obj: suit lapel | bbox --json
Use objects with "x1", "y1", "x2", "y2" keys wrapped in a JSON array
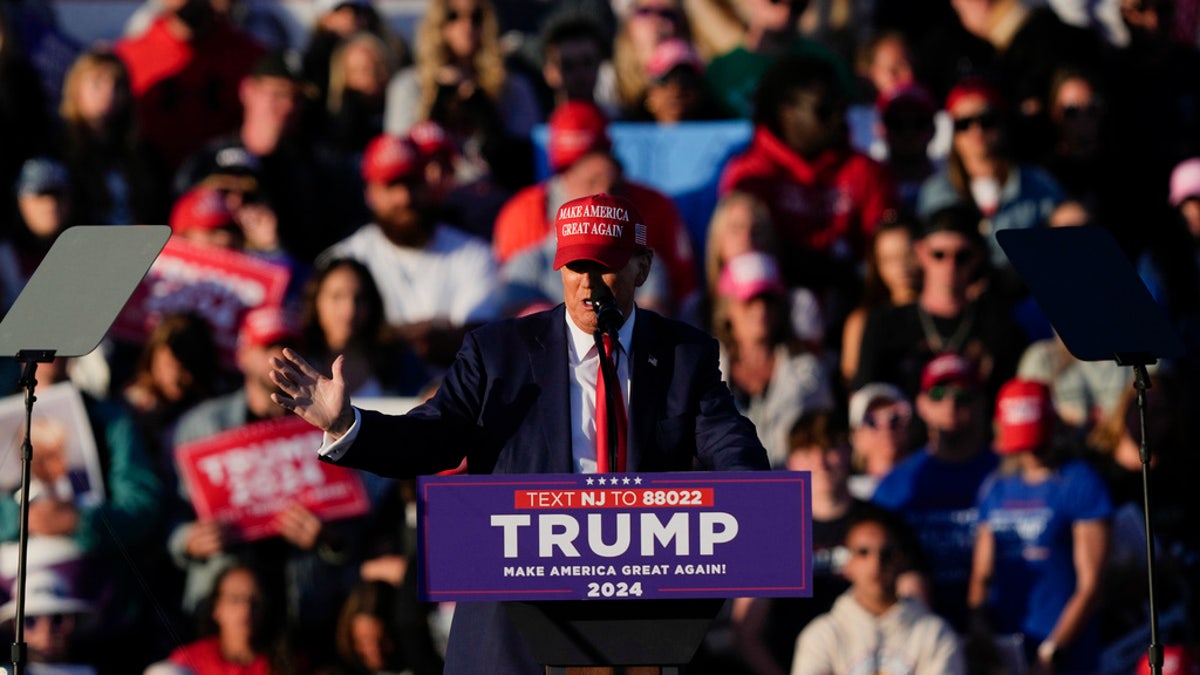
[
  {"x1": 628, "y1": 309, "x2": 664, "y2": 471},
  {"x1": 528, "y1": 306, "x2": 574, "y2": 473}
]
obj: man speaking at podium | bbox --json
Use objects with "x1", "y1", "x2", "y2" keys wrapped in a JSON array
[{"x1": 268, "y1": 192, "x2": 770, "y2": 673}]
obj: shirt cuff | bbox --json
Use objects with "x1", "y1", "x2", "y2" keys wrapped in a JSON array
[{"x1": 318, "y1": 408, "x2": 362, "y2": 462}]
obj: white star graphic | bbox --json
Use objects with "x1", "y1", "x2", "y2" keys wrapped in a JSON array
[
  {"x1": 586, "y1": 477, "x2": 594, "y2": 485},
  {"x1": 598, "y1": 477, "x2": 607, "y2": 485},
  {"x1": 633, "y1": 476, "x2": 643, "y2": 485},
  {"x1": 622, "y1": 477, "x2": 631, "y2": 485}
]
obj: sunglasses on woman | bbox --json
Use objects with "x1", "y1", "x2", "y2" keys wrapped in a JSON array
[
  {"x1": 952, "y1": 110, "x2": 999, "y2": 133},
  {"x1": 446, "y1": 7, "x2": 484, "y2": 26}
]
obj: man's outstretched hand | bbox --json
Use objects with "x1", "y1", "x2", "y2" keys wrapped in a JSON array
[{"x1": 269, "y1": 349, "x2": 355, "y2": 438}]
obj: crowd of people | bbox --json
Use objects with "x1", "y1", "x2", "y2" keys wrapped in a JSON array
[{"x1": 1, "y1": 0, "x2": 1199, "y2": 672}]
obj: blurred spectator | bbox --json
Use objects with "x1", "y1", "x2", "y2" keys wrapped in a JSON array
[
  {"x1": 298, "y1": 257, "x2": 431, "y2": 398},
  {"x1": 123, "y1": 0, "x2": 291, "y2": 52},
  {"x1": 633, "y1": 37, "x2": 725, "y2": 123},
  {"x1": 538, "y1": 12, "x2": 618, "y2": 118},
  {"x1": 877, "y1": 85, "x2": 940, "y2": 212},
  {"x1": 705, "y1": 0, "x2": 853, "y2": 119},
  {"x1": 0, "y1": 158, "x2": 73, "y2": 316},
  {"x1": 713, "y1": 252, "x2": 834, "y2": 467},
  {"x1": 0, "y1": 7, "x2": 53, "y2": 229},
  {"x1": 612, "y1": 0, "x2": 693, "y2": 118},
  {"x1": 719, "y1": 53, "x2": 897, "y2": 341},
  {"x1": 916, "y1": 76, "x2": 1067, "y2": 272},
  {"x1": 114, "y1": 0, "x2": 266, "y2": 171},
  {"x1": 791, "y1": 508, "x2": 967, "y2": 674},
  {"x1": 846, "y1": 382, "x2": 914, "y2": 500},
  {"x1": 794, "y1": 0, "x2": 877, "y2": 74},
  {"x1": 169, "y1": 185, "x2": 244, "y2": 250},
  {"x1": 160, "y1": 563, "x2": 305, "y2": 674},
  {"x1": 168, "y1": 308, "x2": 369, "y2": 666},
  {"x1": 0, "y1": 568, "x2": 97, "y2": 671},
  {"x1": 319, "y1": 134, "x2": 500, "y2": 370},
  {"x1": 1087, "y1": 370, "x2": 1198, "y2": 673},
  {"x1": 1016, "y1": 332, "x2": 1132, "y2": 437},
  {"x1": 855, "y1": 30, "x2": 916, "y2": 102},
  {"x1": 1040, "y1": 67, "x2": 1114, "y2": 221},
  {"x1": 731, "y1": 411, "x2": 881, "y2": 675},
  {"x1": 384, "y1": 0, "x2": 540, "y2": 188},
  {"x1": 123, "y1": 312, "x2": 226, "y2": 479},
  {"x1": 174, "y1": 52, "x2": 341, "y2": 265},
  {"x1": 491, "y1": 101, "x2": 698, "y2": 314},
  {"x1": 871, "y1": 353, "x2": 999, "y2": 632},
  {"x1": 301, "y1": 0, "x2": 410, "y2": 110},
  {"x1": 323, "y1": 32, "x2": 396, "y2": 157},
  {"x1": 854, "y1": 203, "x2": 1027, "y2": 402},
  {"x1": 56, "y1": 48, "x2": 170, "y2": 226},
  {"x1": 840, "y1": 217, "x2": 917, "y2": 384},
  {"x1": 1, "y1": 356, "x2": 166, "y2": 671},
  {"x1": 968, "y1": 379, "x2": 1112, "y2": 675},
  {"x1": 326, "y1": 578, "x2": 442, "y2": 675}
]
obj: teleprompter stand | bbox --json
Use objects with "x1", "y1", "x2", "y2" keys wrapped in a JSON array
[
  {"x1": 997, "y1": 226, "x2": 1185, "y2": 675},
  {"x1": 0, "y1": 225, "x2": 169, "y2": 675},
  {"x1": 507, "y1": 598, "x2": 724, "y2": 674}
]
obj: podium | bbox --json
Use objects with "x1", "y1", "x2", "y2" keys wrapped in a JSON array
[{"x1": 417, "y1": 471, "x2": 813, "y2": 673}]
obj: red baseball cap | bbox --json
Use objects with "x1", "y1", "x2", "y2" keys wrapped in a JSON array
[
  {"x1": 238, "y1": 306, "x2": 300, "y2": 349},
  {"x1": 408, "y1": 120, "x2": 455, "y2": 164},
  {"x1": 170, "y1": 187, "x2": 236, "y2": 233},
  {"x1": 548, "y1": 101, "x2": 610, "y2": 173},
  {"x1": 994, "y1": 379, "x2": 1055, "y2": 454},
  {"x1": 717, "y1": 252, "x2": 785, "y2": 301},
  {"x1": 361, "y1": 134, "x2": 424, "y2": 184},
  {"x1": 552, "y1": 193, "x2": 648, "y2": 270},
  {"x1": 920, "y1": 353, "x2": 978, "y2": 392},
  {"x1": 945, "y1": 76, "x2": 1006, "y2": 113},
  {"x1": 646, "y1": 38, "x2": 704, "y2": 82}
]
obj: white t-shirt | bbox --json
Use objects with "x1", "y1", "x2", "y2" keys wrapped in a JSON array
[{"x1": 321, "y1": 222, "x2": 501, "y2": 327}]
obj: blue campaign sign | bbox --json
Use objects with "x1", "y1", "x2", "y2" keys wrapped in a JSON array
[{"x1": 416, "y1": 471, "x2": 812, "y2": 603}]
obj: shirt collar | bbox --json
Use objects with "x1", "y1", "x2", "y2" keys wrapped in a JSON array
[{"x1": 566, "y1": 304, "x2": 637, "y2": 362}]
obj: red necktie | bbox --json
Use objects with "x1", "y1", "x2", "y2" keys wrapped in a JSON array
[{"x1": 595, "y1": 333, "x2": 627, "y2": 473}]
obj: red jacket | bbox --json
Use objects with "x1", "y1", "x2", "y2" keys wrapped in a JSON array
[
  {"x1": 115, "y1": 17, "x2": 264, "y2": 170},
  {"x1": 493, "y1": 180, "x2": 698, "y2": 305},
  {"x1": 719, "y1": 126, "x2": 897, "y2": 264}
]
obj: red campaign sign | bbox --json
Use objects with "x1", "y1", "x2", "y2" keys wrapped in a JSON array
[
  {"x1": 175, "y1": 417, "x2": 371, "y2": 542},
  {"x1": 110, "y1": 236, "x2": 290, "y2": 363}
]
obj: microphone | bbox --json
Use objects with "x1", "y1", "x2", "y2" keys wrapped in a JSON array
[{"x1": 588, "y1": 284, "x2": 623, "y2": 336}]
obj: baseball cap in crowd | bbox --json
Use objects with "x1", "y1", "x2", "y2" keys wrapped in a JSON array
[
  {"x1": 716, "y1": 251, "x2": 785, "y2": 301},
  {"x1": 1168, "y1": 157, "x2": 1200, "y2": 207},
  {"x1": 944, "y1": 75, "x2": 1006, "y2": 113},
  {"x1": 552, "y1": 192, "x2": 647, "y2": 270},
  {"x1": 16, "y1": 157, "x2": 69, "y2": 197},
  {"x1": 1138, "y1": 645, "x2": 1200, "y2": 675},
  {"x1": 361, "y1": 134, "x2": 425, "y2": 185},
  {"x1": 993, "y1": 378, "x2": 1055, "y2": 454},
  {"x1": 0, "y1": 568, "x2": 94, "y2": 622},
  {"x1": 645, "y1": 38, "x2": 704, "y2": 83},
  {"x1": 408, "y1": 120, "x2": 456, "y2": 165},
  {"x1": 920, "y1": 353, "x2": 978, "y2": 393},
  {"x1": 170, "y1": 187, "x2": 237, "y2": 234},
  {"x1": 849, "y1": 383, "x2": 910, "y2": 430},
  {"x1": 548, "y1": 101, "x2": 611, "y2": 173},
  {"x1": 238, "y1": 306, "x2": 300, "y2": 350}
]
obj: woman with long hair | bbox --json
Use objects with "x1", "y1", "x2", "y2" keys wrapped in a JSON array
[
  {"x1": 840, "y1": 217, "x2": 917, "y2": 383},
  {"x1": 57, "y1": 48, "x2": 168, "y2": 225}
]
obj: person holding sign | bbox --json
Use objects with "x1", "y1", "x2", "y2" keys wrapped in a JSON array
[{"x1": 269, "y1": 192, "x2": 770, "y2": 674}]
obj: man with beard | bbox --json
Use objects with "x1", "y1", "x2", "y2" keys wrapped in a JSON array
[{"x1": 319, "y1": 133, "x2": 500, "y2": 369}]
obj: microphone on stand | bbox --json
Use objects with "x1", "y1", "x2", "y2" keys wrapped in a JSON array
[{"x1": 588, "y1": 284, "x2": 623, "y2": 338}]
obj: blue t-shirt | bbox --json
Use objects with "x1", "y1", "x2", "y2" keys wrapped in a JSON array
[
  {"x1": 872, "y1": 447, "x2": 999, "y2": 630},
  {"x1": 977, "y1": 459, "x2": 1112, "y2": 668}
]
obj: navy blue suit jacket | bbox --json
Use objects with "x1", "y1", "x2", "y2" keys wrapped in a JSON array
[{"x1": 330, "y1": 304, "x2": 769, "y2": 673}]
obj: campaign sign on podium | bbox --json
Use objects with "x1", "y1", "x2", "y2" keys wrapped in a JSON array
[{"x1": 417, "y1": 471, "x2": 811, "y2": 602}]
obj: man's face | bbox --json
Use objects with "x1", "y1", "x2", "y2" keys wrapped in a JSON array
[
  {"x1": 917, "y1": 381, "x2": 983, "y2": 439},
  {"x1": 560, "y1": 254, "x2": 652, "y2": 333},
  {"x1": 240, "y1": 76, "x2": 300, "y2": 133},
  {"x1": 560, "y1": 152, "x2": 620, "y2": 201},
  {"x1": 842, "y1": 521, "x2": 900, "y2": 605},
  {"x1": 785, "y1": 443, "x2": 849, "y2": 496},
  {"x1": 851, "y1": 400, "x2": 911, "y2": 476},
  {"x1": 366, "y1": 178, "x2": 429, "y2": 245},
  {"x1": 545, "y1": 39, "x2": 601, "y2": 101},
  {"x1": 915, "y1": 231, "x2": 979, "y2": 295},
  {"x1": 779, "y1": 83, "x2": 845, "y2": 159}
]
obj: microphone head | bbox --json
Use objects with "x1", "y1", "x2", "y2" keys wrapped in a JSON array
[{"x1": 588, "y1": 285, "x2": 622, "y2": 334}]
